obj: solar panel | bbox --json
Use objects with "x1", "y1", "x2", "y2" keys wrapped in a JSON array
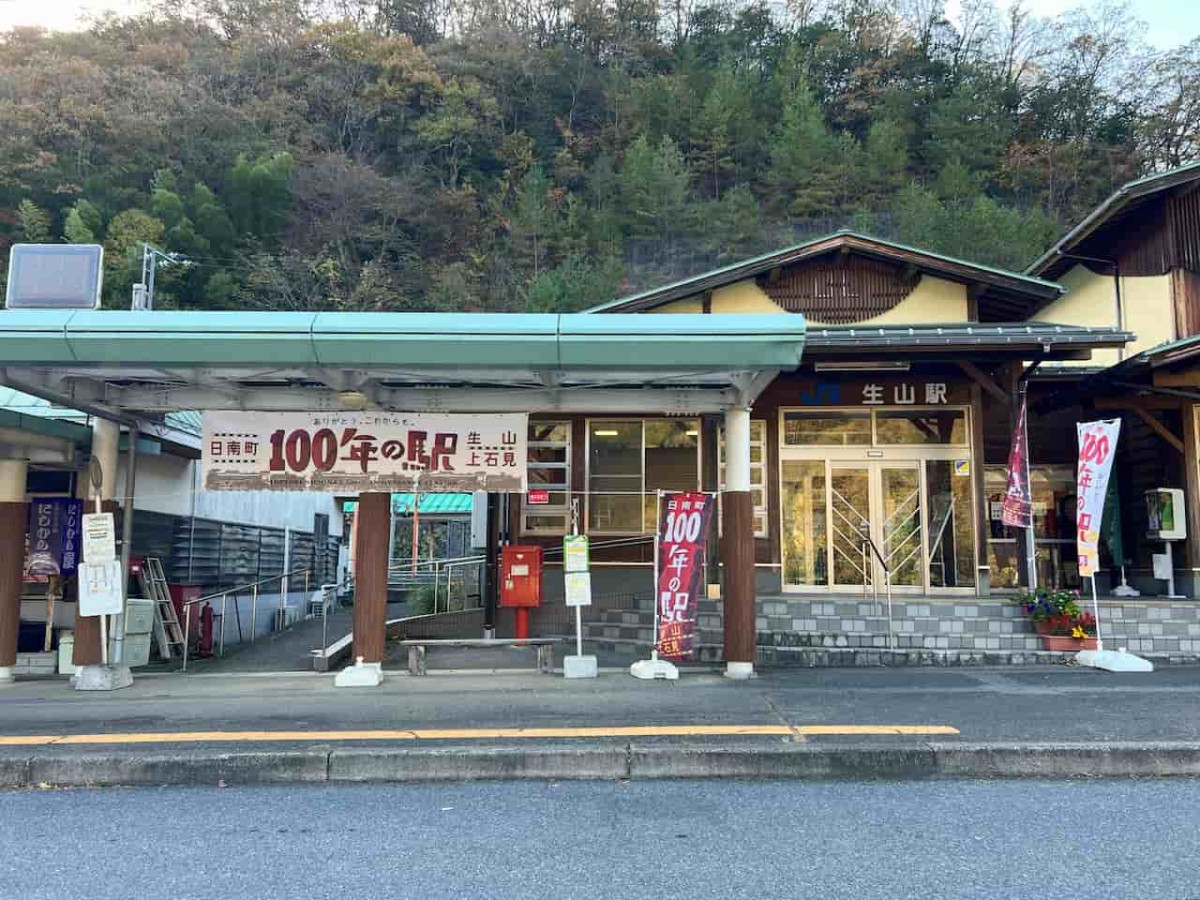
[{"x1": 5, "y1": 243, "x2": 104, "y2": 310}]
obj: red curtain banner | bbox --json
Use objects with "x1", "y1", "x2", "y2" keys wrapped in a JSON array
[
  {"x1": 1001, "y1": 395, "x2": 1032, "y2": 529},
  {"x1": 655, "y1": 491, "x2": 716, "y2": 661}
]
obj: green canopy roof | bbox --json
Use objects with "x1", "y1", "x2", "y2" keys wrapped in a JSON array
[{"x1": 0, "y1": 311, "x2": 806, "y2": 417}]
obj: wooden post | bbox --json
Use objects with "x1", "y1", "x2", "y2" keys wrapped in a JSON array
[
  {"x1": 335, "y1": 490, "x2": 389, "y2": 687},
  {"x1": 969, "y1": 383, "x2": 991, "y2": 597},
  {"x1": 1181, "y1": 404, "x2": 1200, "y2": 588},
  {"x1": 352, "y1": 491, "x2": 389, "y2": 664},
  {"x1": 721, "y1": 407, "x2": 756, "y2": 679},
  {"x1": 0, "y1": 459, "x2": 28, "y2": 685}
]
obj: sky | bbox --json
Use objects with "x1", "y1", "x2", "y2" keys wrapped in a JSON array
[{"x1": 0, "y1": 0, "x2": 1197, "y2": 48}]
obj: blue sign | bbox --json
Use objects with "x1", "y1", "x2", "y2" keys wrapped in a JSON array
[{"x1": 24, "y1": 498, "x2": 83, "y2": 582}]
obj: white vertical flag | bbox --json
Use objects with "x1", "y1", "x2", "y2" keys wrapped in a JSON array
[{"x1": 1076, "y1": 419, "x2": 1121, "y2": 578}]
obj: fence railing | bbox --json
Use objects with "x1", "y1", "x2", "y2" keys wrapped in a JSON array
[{"x1": 180, "y1": 567, "x2": 313, "y2": 671}]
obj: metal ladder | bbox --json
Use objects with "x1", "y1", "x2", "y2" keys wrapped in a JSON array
[{"x1": 140, "y1": 557, "x2": 185, "y2": 660}]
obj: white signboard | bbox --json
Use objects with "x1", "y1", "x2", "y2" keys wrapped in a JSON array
[
  {"x1": 81, "y1": 512, "x2": 117, "y2": 563},
  {"x1": 78, "y1": 559, "x2": 124, "y2": 616},
  {"x1": 565, "y1": 571, "x2": 592, "y2": 608},
  {"x1": 203, "y1": 411, "x2": 528, "y2": 493},
  {"x1": 563, "y1": 536, "x2": 590, "y2": 574},
  {"x1": 1076, "y1": 419, "x2": 1121, "y2": 578}
]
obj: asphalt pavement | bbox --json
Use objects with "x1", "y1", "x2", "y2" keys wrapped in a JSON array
[
  {"x1": 3, "y1": 665, "x2": 1199, "y2": 742},
  {"x1": 3, "y1": 780, "x2": 1198, "y2": 900}
]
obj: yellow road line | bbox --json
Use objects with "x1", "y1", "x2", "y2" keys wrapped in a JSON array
[{"x1": 0, "y1": 724, "x2": 957, "y2": 747}]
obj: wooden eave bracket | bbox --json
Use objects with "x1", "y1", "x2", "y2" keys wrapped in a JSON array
[{"x1": 957, "y1": 360, "x2": 1009, "y2": 404}]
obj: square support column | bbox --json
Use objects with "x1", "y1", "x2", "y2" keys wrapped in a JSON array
[
  {"x1": 336, "y1": 491, "x2": 390, "y2": 687},
  {"x1": 721, "y1": 407, "x2": 755, "y2": 679},
  {"x1": 0, "y1": 459, "x2": 28, "y2": 686}
]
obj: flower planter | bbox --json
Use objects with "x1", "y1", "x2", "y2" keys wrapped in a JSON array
[{"x1": 1039, "y1": 635, "x2": 1098, "y2": 652}]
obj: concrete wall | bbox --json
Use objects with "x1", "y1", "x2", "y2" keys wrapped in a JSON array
[
  {"x1": 204, "y1": 587, "x2": 322, "y2": 646},
  {"x1": 116, "y1": 451, "x2": 340, "y2": 531},
  {"x1": 1034, "y1": 265, "x2": 1175, "y2": 367}
]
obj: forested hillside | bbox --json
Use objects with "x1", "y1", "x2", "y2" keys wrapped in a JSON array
[{"x1": 1, "y1": 0, "x2": 1197, "y2": 311}]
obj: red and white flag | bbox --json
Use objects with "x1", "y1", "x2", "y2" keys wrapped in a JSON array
[
  {"x1": 1076, "y1": 419, "x2": 1120, "y2": 578},
  {"x1": 655, "y1": 491, "x2": 716, "y2": 661},
  {"x1": 1001, "y1": 395, "x2": 1032, "y2": 529}
]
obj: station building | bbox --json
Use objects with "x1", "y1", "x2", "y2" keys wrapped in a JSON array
[{"x1": 3, "y1": 162, "x2": 1200, "y2": 682}]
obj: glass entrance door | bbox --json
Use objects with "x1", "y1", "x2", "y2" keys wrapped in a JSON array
[
  {"x1": 830, "y1": 465, "x2": 872, "y2": 590},
  {"x1": 880, "y1": 465, "x2": 923, "y2": 587},
  {"x1": 782, "y1": 460, "x2": 935, "y2": 592}
]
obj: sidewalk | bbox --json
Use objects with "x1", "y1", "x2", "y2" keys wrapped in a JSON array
[{"x1": 2, "y1": 665, "x2": 1199, "y2": 785}]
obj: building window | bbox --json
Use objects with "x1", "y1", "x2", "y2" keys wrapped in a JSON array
[
  {"x1": 783, "y1": 411, "x2": 871, "y2": 446},
  {"x1": 588, "y1": 419, "x2": 699, "y2": 533},
  {"x1": 984, "y1": 464, "x2": 1079, "y2": 590},
  {"x1": 782, "y1": 408, "x2": 970, "y2": 448},
  {"x1": 719, "y1": 419, "x2": 769, "y2": 536},
  {"x1": 522, "y1": 420, "x2": 571, "y2": 534}
]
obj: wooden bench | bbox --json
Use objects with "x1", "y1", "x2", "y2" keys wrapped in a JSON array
[{"x1": 398, "y1": 638, "x2": 559, "y2": 676}]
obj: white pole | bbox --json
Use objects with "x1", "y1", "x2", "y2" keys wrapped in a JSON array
[
  {"x1": 651, "y1": 489, "x2": 662, "y2": 661},
  {"x1": 575, "y1": 605, "x2": 583, "y2": 657},
  {"x1": 1021, "y1": 385, "x2": 1038, "y2": 593},
  {"x1": 99, "y1": 613, "x2": 108, "y2": 666},
  {"x1": 1090, "y1": 574, "x2": 1103, "y2": 652}
]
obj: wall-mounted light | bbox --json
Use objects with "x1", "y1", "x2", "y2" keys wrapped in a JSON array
[
  {"x1": 813, "y1": 361, "x2": 910, "y2": 372},
  {"x1": 338, "y1": 390, "x2": 369, "y2": 410},
  {"x1": 593, "y1": 429, "x2": 620, "y2": 437}
]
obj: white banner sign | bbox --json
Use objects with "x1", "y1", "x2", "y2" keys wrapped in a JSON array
[
  {"x1": 203, "y1": 412, "x2": 528, "y2": 493},
  {"x1": 1076, "y1": 419, "x2": 1121, "y2": 578},
  {"x1": 81, "y1": 512, "x2": 117, "y2": 563},
  {"x1": 78, "y1": 559, "x2": 124, "y2": 616}
]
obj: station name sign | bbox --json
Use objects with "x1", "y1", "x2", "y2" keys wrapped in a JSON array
[{"x1": 202, "y1": 411, "x2": 528, "y2": 493}]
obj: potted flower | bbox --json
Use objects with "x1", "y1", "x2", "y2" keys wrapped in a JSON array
[{"x1": 1017, "y1": 587, "x2": 1098, "y2": 651}]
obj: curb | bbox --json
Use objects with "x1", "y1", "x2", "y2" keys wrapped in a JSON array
[{"x1": 5, "y1": 741, "x2": 1200, "y2": 788}]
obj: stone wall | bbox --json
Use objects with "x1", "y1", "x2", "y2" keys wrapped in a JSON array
[{"x1": 755, "y1": 596, "x2": 1200, "y2": 656}]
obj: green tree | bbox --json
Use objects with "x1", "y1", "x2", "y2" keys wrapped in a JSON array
[
  {"x1": 509, "y1": 167, "x2": 560, "y2": 278},
  {"x1": 18, "y1": 200, "x2": 51, "y2": 243},
  {"x1": 523, "y1": 255, "x2": 624, "y2": 312},
  {"x1": 63, "y1": 199, "x2": 103, "y2": 244},
  {"x1": 766, "y1": 79, "x2": 862, "y2": 218},
  {"x1": 620, "y1": 135, "x2": 692, "y2": 237},
  {"x1": 228, "y1": 152, "x2": 294, "y2": 236}
]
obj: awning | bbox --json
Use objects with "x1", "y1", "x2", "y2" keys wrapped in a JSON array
[
  {"x1": 0, "y1": 311, "x2": 807, "y2": 417},
  {"x1": 804, "y1": 322, "x2": 1133, "y2": 361}
]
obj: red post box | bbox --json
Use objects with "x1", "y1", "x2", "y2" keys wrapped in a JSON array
[{"x1": 500, "y1": 545, "x2": 543, "y2": 639}]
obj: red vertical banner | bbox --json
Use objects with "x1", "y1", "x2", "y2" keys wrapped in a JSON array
[
  {"x1": 1001, "y1": 395, "x2": 1032, "y2": 529},
  {"x1": 656, "y1": 491, "x2": 716, "y2": 661}
]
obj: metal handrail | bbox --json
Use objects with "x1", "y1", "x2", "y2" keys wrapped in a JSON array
[{"x1": 181, "y1": 567, "x2": 314, "y2": 672}]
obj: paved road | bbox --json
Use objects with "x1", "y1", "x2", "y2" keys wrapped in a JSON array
[
  {"x1": 3, "y1": 666, "x2": 1200, "y2": 743},
  {"x1": 3, "y1": 780, "x2": 1198, "y2": 899}
]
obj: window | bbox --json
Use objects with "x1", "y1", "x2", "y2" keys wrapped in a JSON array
[
  {"x1": 875, "y1": 410, "x2": 967, "y2": 445},
  {"x1": 783, "y1": 411, "x2": 872, "y2": 446},
  {"x1": 984, "y1": 465, "x2": 1079, "y2": 590},
  {"x1": 718, "y1": 419, "x2": 769, "y2": 536},
  {"x1": 782, "y1": 409, "x2": 970, "y2": 448},
  {"x1": 522, "y1": 420, "x2": 571, "y2": 534},
  {"x1": 588, "y1": 419, "x2": 699, "y2": 533}
]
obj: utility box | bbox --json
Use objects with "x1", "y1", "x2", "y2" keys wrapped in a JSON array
[
  {"x1": 500, "y1": 545, "x2": 544, "y2": 608},
  {"x1": 58, "y1": 632, "x2": 76, "y2": 676},
  {"x1": 110, "y1": 598, "x2": 154, "y2": 667},
  {"x1": 123, "y1": 598, "x2": 155, "y2": 636},
  {"x1": 1146, "y1": 488, "x2": 1186, "y2": 541}
]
